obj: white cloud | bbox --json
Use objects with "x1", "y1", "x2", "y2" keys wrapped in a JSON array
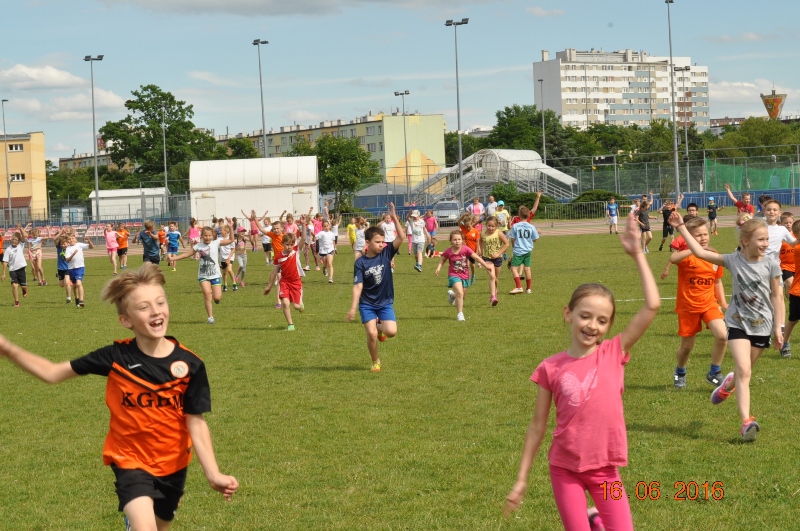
[
  {"x1": 709, "y1": 78, "x2": 800, "y2": 117},
  {"x1": 96, "y1": 0, "x2": 495, "y2": 16},
  {"x1": 526, "y1": 6, "x2": 564, "y2": 17},
  {"x1": 51, "y1": 142, "x2": 72, "y2": 152},
  {"x1": 704, "y1": 32, "x2": 776, "y2": 44},
  {"x1": 188, "y1": 71, "x2": 237, "y2": 87},
  {"x1": 284, "y1": 110, "x2": 323, "y2": 123},
  {"x1": 0, "y1": 64, "x2": 86, "y2": 90}
]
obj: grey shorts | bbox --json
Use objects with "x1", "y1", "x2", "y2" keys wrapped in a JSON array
[{"x1": 412, "y1": 241, "x2": 425, "y2": 254}]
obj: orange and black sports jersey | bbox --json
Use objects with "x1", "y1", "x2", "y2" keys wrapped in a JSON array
[
  {"x1": 780, "y1": 241, "x2": 795, "y2": 273},
  {"x1": 70, "y1": 337, "x2": 210, "y2": 477},
  {"x1": 675, "y1": 255, "x2": 725, "y2": 314}
]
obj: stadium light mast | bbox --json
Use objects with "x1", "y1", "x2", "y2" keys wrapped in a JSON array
[
  {"x1": 445, "y1": 18, "x2": 468, "y2": 207},
  {"x1": 1, "y1": 99, "x2": 10, "y2": 225},
  {"x1": 665, "y1": 0, "x2": 681, "y2": 200},
  {"x1": 84, "y1": 54, "x2": 103, "y2": 223},
  {"x1": 253, "y1": 39, "x2": 269, "y2": 158},
  {"x1": 394, "y1": 90, "x2": 411, "y2": 205}
]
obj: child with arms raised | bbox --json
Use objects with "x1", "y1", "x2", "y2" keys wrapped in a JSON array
[
  {"x1": 0, "y1": 265, "x2": 238, "y2": 530},
  {"x1": 2, "y1": 224, "x2": 30, "y2": 306},
  {"x1": 264, "y1": 216, "x2": 308, "y2": 331},
  {"x1": 670, "y1": 211, "x2": 782, "y2": 442},
  {"x1": 505, "y1": 213, "x2": 660, "y2": 531}
]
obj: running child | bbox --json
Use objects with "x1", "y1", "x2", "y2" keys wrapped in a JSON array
[
  {"x1": 508, "y1": 191, "x2": 543, "y2": 230},
  {"x1": 0, "y1": 265, "x2": 238, "y2": 529},
  {"x1": 670, "y1": 212, "x2": 783, "y2": 442},
  {"x1": 508, "y1": 206, "x2": 540, "y2": 295},
  {"x1": 410, "y1": 210, "x2": 428, "y2": 272},
  {"x1": 658, "y1": 194, "x2": 684, "y2": 251},
  {"x1": 379, "y1": 213, "x2": 398, "y2": 271},
  {"x1": 166, "y1": 221, "x2": 185, "y2": 272},
  {"x1": 762, "y1": 199, "x2": 795, "y2": 264},
  {"x1": 26, "y1": 225, "x2": 47, "y2": 286},
  {"x1": 133, "y1": 220, "x2": 162, "y2": 266},
  {"x1": 174, "y1": 226, "x2": 234, "y2": 324},
  {"x1": 346, "y1": 203, "x2": 405, "y2": 372},
  {"x1": 104, "y1": 223, "x2": 120, "y2": 276},
  {"x1": 315, "y1": 219, "x2": 337, "y2": 283},
  {"x1": 779, "y1": 211, "x2": 795, "y2": 296},
  {"x1": 424, "y1": 210, "x2": 439, "y2": 240},
  {"x1": 264, "y1": 217, "x2": 308, "y2": 331},
  {"x1": 253, "y1": 213, "x2": 285, "y2": 309},
  {"x1": 330, "y1": 211, "x2": 342, "y2": 254},
  {"x1": 347, "y1": 217, "x2": 358, "y2": 252},
  {"x1": 707, "y1": 197, "x2": 722, "y2": 235},
  {"x1": 2, "y1": 224, "x2": 29, "y2": 306},
  {"x1": 478, "y1": 215, "x2": 509, "y2": 306},
  {"x1": 184, "y1": 218, "x2": 201, "y2": 260},
  {"x1": 219, "y1": 223, "x2": 236, "y2": 292},
  {"x1": 724, "y1": 183, "x2": 755, "y2": 216},
  {"x1": 780, "y1": 220, "x2": 800, "y2": 358},
  {"x1": 669, "y1": 216, "x2": 729, "y2": 389},
  {"x1": 233, "y1": 228, "x2": 249, "y2": 288},
  {"x1": 54, "y1": 230, "x2": 73, "y2": 304},
  {"x1": 458, "y1": 212, "x2": 480, "y2": 281},
  {"x1": 660, "y1": 203, "x2": 699, "y2": 280},
  {"x1": 607, "y1": 197, "x2": 620, "y2": 235},
  {"x1": 505, "y1": 212, "x2": 660, "y2": 530},
  {"x1": 436, "y1": 229, "x2": 495, "y2": 320},
  {"x1": 354, "y1": 216, "x2": 368, "y2": 260},
  {"x1": 116, "y1": 222, "x2": 130, "y2": 269},
  {"x1": 157, "y1": 225, "x2": 167, "y2": 261},
  {"x1": 65, "y1": 233, "x2": 95, "y2": 308},
  {"x1": 636, "y1": 199, "x2": 656, "y2": 253},
  {"x1": 260, "y1": 215, "x2": 273, "y2": 265}
]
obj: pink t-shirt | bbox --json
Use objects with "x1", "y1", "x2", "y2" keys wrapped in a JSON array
[
  {"x1": 425, "y1": 216, "x2": 437, "y2": 232},
  {"x1": 105, "y1": 230, "x2": 119, "y2": 250},
  {"x1": 442, "y1": 246, "x2": 473, "y2": 279},
  {"x1": 531, "y1": 334, "x2": 629, "y2": 473},
  {"x1": 312, "y1": 218, "x2": 324, "y2": 234}
]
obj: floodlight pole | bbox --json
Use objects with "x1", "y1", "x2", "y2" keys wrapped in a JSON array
[
  {"x1": 162, "y1": 105, "x2": 168, "y2": 219},
  {"x1": 394, "y1": 90, "x2": 411, "y2": 205},
  {"x1": 253, "y1": 39, "x2": 269, "y2": 157},
  {"x1": 1, "y1": 99, "x2": 10, "y2": 226},
  {"x1": 665, "y1": 0, "x2": 681, "y2": 200},
  {"x1": 84, "y1": 54, "x2": 104, "y2": 223},
  {"x1": 445, "y1": 18, "x2": 468, "y2": 207}
]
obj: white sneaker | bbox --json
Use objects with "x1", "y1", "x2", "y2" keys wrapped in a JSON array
[
  {"x1": 509, "y1": 287, "x2": 524, "y2": 294},
  {"x1": 207, "y1": 317, "x2": 215, "y2": 324},
  {"x1": 456, "y1": 312, "x2": 465, "y2": 321},
  {"x1": 448, "y1": 290, "x2": 456, "y2": 305},
  {"x1": 526, "y1": 289, "x2": 532, "y2": 294}
]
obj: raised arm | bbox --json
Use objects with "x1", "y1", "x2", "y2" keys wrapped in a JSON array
[
  {"x1": 619, "y1": 213, "x2": 661, "y2": 353},
  {"x1": 531, "y1": 191, "x2": 543, "y2": 217},
  {"x1": 252, "y1": 211, "x2": 271, "y2": 235},
  {"x1": 669, "y1": 212, "x2": 724, "y2": 266},
  {"x1": 724, "y1": 183, "x2": 738, "y2": 204},
  {"x1": 675, "y1": 193, "x2": 685, "y2": 209},
  {"x1": 0, "y1": 335, "x2": 78, "y2": 384},
  {"x1": 388, "y1": 203, "x2": 405, "y2": 249}
]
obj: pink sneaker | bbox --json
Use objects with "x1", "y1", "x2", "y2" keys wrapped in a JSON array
[
  {"x1": 490, "y1": 296, "x2": 498, "y2": 307},
  {"x1": 588, "y1": 507, "x2": 605, "y2": 531}
]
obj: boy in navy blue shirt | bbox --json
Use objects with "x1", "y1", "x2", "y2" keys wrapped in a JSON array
[{"x1": 346, "y1": 203, "x2": 405, "y2": 372}]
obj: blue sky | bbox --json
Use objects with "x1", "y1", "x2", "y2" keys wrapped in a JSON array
[{"x1": 1, "y1": 0, "x2": 799, "y2": 163}]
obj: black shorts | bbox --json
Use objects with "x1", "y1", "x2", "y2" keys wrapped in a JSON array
[
  {"x1": 9, "y1": 268, "x2": 26, "y2": 286},
  {"x1": 0, "y1": 252, "x2": 4, "y2": 262},
  {"x1": 727, "y1": 327, "x2": 771, "y2": 349},
  {"x1": 143, "y1": 255, "x2": 160, "y2": 265},
  {"x1": 315, "y1": 240, "x2": 320, "y2": 253},
  {"x1": 117, "y1": 248, "x2": 128, "y2": 256},
  {"x1": 662, "y1": 224, "x2": 674, "y2": 238},
  {"x1": 262, "y1": 242, "x2": 272, "y2": 252},
  {"x1": 57, "y1": 269, "x2": 69, "y2": 281},
  {"x1": 220, "y1": 261, "x2": 229, "y2": 270},
  {"x1": 111, "y1": 465, "x2": 186, "y2": 522},
  {"x1": 789, "y1": 295, "x2": 800, "y2": 322},
  {"x1": 467, "y1": 256, "x2": 476, "y2": 264},
  {"x1": 782, "y1": 270, "x2": 794, "y2": 282},
  {"x1": 483, "y1": 256, "x2": 504, "y2": 268},
  {"x1": 708, "y1": 216, "x2": 717, "y2": 221}
]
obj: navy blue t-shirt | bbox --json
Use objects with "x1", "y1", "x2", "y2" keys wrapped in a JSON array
[
  {"x1": 707, "y1": 204, "x2": 718, "y2": 219},
  {"x1": 354, "y1": 244, "x2": 399, "y2": 307},
  {"x1": 138, "y1": 230, "x2": 161, "y2": 260}
]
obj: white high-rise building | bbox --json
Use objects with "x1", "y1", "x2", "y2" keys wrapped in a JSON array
[{"x1": 533, "y1": 48, "x2": 710, "y2": 131}]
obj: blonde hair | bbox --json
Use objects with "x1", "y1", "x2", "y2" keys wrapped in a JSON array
[
  {"x1": 282, "y1": 232, "x2": 297, "y2": 246},
  {"x1": 684, "y1": 217, "x2": 709, "y2": 235},
  {"x1": 739, "y1": 218, "x2": 767, "y2": 245},
  {"x1": 100, "y1": 264, "x2": 166, "y2": 315},
  {"x1": 144, "y1": 220, "x2": 155, "y2": 231},
  {"x1": 568, "y1": 283, "x2": 616, "y2": 326}
]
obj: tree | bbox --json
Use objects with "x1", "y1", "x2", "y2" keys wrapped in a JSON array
[
  {"x1": 226, "y1": 137, "x2": 261, "y2": 159},
  {"x1": 99, "y1": 84, "x2": 224, "y2": 176},
  {"x1": 490, "y1": 182, "x2": 519, "y2": 203},
  {"x1": 287, "y1": 135, "x2": 380, "y2": 211},
  {"x1": 444, "y1": 131, "x2": 483, "y2": 165}
]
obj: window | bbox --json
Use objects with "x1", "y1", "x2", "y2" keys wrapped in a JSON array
[
  {"x1": 379, "y1": 142, "x2": 383, "y2": 151},
  {"x1": 367, "y1": 143, "x2": 377, "y2": 152},
  {"x1": 332, "y1": 131, "x2": 339, "y2": 138},
  {"x1": 268, "y1": 138, "x2": 274, "y2": 146},
  {"x1": 366, "y1": 126, "x2": 375, "y2": 135},
  {"x1": 377, "y1": 126, "x2": 382, "y2": 134},
  {"x1": 10, "y1": 174, "x2": 24, "y2": 182},
  {"x1": 379, "y1": 159, "x2": 384, "y2": 168},
  {"x1": 351, "y1": 129, "x2": 356, "y2": 138},
  {"x1": 290, "y1": 136, "x2": 296, "y2": 144},
  {"x1": 359, "y1": 136, "x2": 366, "y2": 145},
  {"x1": 252, "y1": 141, "x2": 258, "y2": 148},
  {"x1": 8, "y1": 144, "x2": 23, "y2": 152},
  {"x1": 275, "y1": 146, "x2": 281, "y2": 153},
  {"x1": 281, "y1": 137, "x2": 287, "y2": 146}
]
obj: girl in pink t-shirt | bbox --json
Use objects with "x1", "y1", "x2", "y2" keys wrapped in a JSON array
[
  {"x1": 103, "y1": 223, "x2": 119, "y2": 276},
  {"x1": 505, "y1": 213, "x2": 660, "y2": 531},
  {"x1": 434, "y1": 229, "x2": 494, "y2": 321}
]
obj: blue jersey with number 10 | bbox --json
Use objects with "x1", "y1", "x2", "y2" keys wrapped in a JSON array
[{"x1": 509, "y1": 222, "x2": 539, "y2": 255}]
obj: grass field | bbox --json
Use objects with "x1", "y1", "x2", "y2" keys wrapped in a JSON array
[{"x1": 1, "y1": 227, "x2": 799, "y2": 530}]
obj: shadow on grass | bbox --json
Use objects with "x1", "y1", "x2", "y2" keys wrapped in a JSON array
[
  {"x1": 274, "y1": 365, "x2": 365, "y2": 372},
  {"x1": 627, "y1": 419, "x2": 706, "y2": 440}
]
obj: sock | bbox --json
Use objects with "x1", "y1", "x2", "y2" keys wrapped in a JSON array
[
  {"x1": 526, "y1": 278, "x2": 532, "y2": 290},
  {"x1": 675, "y1": 366, "x2": 686, "y2": 376},
  {"x1": 709, "y1": 364, "x2": 721, "y2": 376},
  {"x1": 514, "y1": 276, "x2": 521, "y2": 289}
]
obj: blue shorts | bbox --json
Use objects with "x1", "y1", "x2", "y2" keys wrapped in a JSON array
[
  {"x1": 198, "y1": 277, "x2": 222, "y2": 286},
  {"x1": 68, "y1": 267, "x2": 85, "y2": 282},
  {"x1": 358, "y1": 303, "x2": 396, "y2": 324},
  {"x1": 168, "y1": 245, "x2": 179, "y2": 254},
  {"x1": 448, "y1": 276, "x2": 472, "y2": 288}
]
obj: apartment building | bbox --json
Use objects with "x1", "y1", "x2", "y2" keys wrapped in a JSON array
[
  {"x1": 0, "y1": 132, "x2": 47, "y2": 222},
  {"x1": 220, "y1": 112, "x2": 446, "y2": 189},
  {"x1": 533, "y1": 48, "x2": 710, "y2": 131}
]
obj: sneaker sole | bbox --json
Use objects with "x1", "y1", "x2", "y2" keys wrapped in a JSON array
[{"x1": 742, "y1": 423, "x2": 760, "y2": 442}]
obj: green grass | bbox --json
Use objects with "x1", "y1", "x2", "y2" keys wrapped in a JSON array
[{"x1": 1, "y1": 230, "x2": 799, "y2": 530}]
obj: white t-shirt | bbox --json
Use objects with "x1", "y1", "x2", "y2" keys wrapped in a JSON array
[
  {"x1": 219, "y1": 240, "x2": 235, "y2": 260},
  {"x1": 486, "y1": 201, "x2": 498, "y2": 216},
  {"x1": 194, "y1": 239, "x2": 222, "y2": 280},
  {"x1": 65, "y1": 243, "x2": 90, "y2": 269},
  {"x1": 411, "y1": 219, "x2": 427, "y2": 244},
  {"x1": 355, "y1": 228, "x2": 366, "y2": 252},
  {"x1": 381, "y1": 221, "x2": 396, "y2": 242},
  {"x1": 3, "y1": 243, "x2": 27, "y2": 271},
  {"x1": 767, "y1": 224, "x2": 795, "y2": 260},
  {"x1": 27, "y1": 237, "x2": 42, "y2": 251},
  {"x1": 261, "y1": 224, "x2": 272, "y2": 244},
  {"x1": 316, "y1": 230, "x2": 336, "y2": 255}
]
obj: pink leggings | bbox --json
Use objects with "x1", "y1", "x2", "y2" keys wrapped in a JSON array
[
  {"x1": 407, "y1": 238, "x2": 413, "y2": 253},
  {"x1": 550, "y1": 464, "x2": 633, "y2": 531}
]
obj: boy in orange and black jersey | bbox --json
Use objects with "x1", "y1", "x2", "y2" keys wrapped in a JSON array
[{"x1": 0, "y1": 265, "x2": 237, "y2": 530}]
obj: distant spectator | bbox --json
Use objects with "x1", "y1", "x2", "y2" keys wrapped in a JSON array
[
  {"x1": 486, "y1": 195, "x2": 498, "y2": 216},
  {"x1": 466, "y1": 197, "x2": 485, "y2": 218}
]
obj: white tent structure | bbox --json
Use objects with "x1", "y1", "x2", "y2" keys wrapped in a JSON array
[
  {"x1": 88, "y1": 187, "x2": 168, "y2": 219},
  {"x1": 410, "y1": 149, "x2": 577, "y2": 203},
  {"x1": 189, "y1": 157, "x2": 318, "y2": 224}
]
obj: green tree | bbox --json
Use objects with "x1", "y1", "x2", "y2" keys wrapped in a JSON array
[
  {"x1": 704, "y1": 117, "x2": 800, "y2": 158},
  {"x1": 490, "y1": 181, "x2": 519, "y2": 203},
  {"x1": 99, "y1": 84, "x2": 224, "y2": 176},
  {"x1": 226, "y1": 137, "x2": 261, "y2": 159},
  {"x1": 444, "y1": 131, "x2": 483, "y2": 165},
  {"x1": 287, "y1": 136, "x2": 316, "y2": 157}
]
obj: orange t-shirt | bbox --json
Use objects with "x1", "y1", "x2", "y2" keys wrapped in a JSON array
[
  {"x1": 116, "y1": 228, "x2": 130, "y2": 249},
  {"x1": 780, "y1": 241, "x2": 795, "y2": 273},
  {"x1": 675, "y1": 255, "x2": 725, "y2": 314},
  {"x1": 157, "y1": 229, "x2": 166, "y2": 245},
  {"x1": 267, "y1": 231, "x2": 284, "y2": 263},
  {"x1": 460, "y1": 225, "x2": 480, "y2": 252},
  {"x1": 791, "y1": 247, "x2": 800, "y2": 297}
]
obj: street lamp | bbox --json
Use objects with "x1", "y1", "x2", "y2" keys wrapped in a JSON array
[
  {"x1": 47, "y1": 189, "x2": 51, "y2": 223},
  {"x1": 665, "y1": 1, "x2": 681, "y2": 200},
  {"x1": 84, "y1": 54, "x2": 103, "y2": 223},
  {"x1": 161, "y1": 105, "x2": 168, "y2": 219},
  {"x1": 394, "y1": 90, "x2": 411, "y2": 205},
  {"x1": 445, "y1": 17, "x2": 468, "y2": 207},
  {"x1": 675, "y1": 65, "x2": 691, "y2": 192},
  {"x1": 538, "y1": 79, "x2": 546, "y2": 165},
  {"x1": 1, "y1": 99, "x2": 10, "y2": 226},
  {"x1": 252, "y1": 39, "x2": 269, "y2": 158}
]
